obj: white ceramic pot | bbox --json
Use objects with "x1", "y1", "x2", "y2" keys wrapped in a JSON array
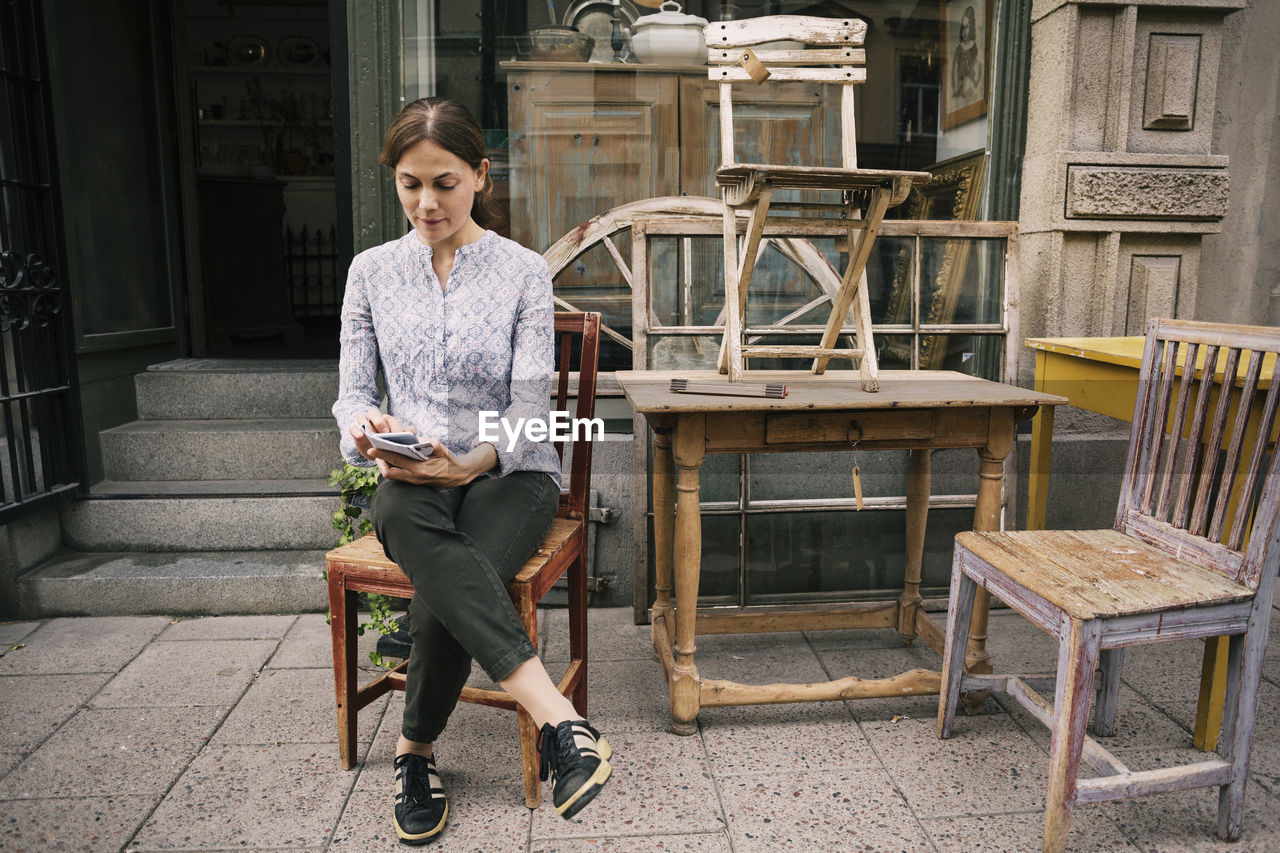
[{"x1": 630, "y1": 1, "x2": 708, "y2": 65}]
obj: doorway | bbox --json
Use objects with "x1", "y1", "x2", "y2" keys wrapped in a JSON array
[{"x1": 179, "y1": 0, "x2": 342, "y2": 358}]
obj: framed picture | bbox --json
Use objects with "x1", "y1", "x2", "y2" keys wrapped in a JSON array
[
  {"x1": 940, "y1": 0, "x2": 992, "y2": 129},
  {"x1": 882, "y1": 150, "x2": 987, "y2": 368}
]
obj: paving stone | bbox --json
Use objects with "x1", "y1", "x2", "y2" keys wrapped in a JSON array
[
  {"x1": 529, "y1": 832, "x2": 733, "y2": 852},
  {"x1": 0, "y1": 621, "x2": 41, "y2": 646},
  {"x1": 130, "y1": 743, "x2": 356, "y2": 849},
  {"x1": 330, "y1": 781, "x2": 531, "y2": 852},
  {"x1": 717, "y1": 767, "x2": 931, "y2": 852},
  {"x1": 803, "y1": 625, "x2": 919, "y2": 652},
  {"x1": 1106, "y1": 750, "x2": 1280, "y2": 852},
  {"x1": 212, "y1": 668, "x2": 385, "y2": 747},
  {"x1": 0, "y1": 673, "x2": 111, "y2": 751},
  {"x1": 540, "y1": 607, "x2": 655, "y2": 664},
  {"x1": 1120, "y1": 640, "x2": 1207, "y2": 707},
  {"x1": 0, "y1": 616, "x2": 170, "y2": 675},
  {"x1": 865, "y1": 713, "x2": 1050, "y2": 817},
  {"x1": 996, "y1": 685, "x2": 1193, "y2": 756},
  {"x1": 0, "y1": 752, "x2": 22, "y2": 780},
  {"x1": 582, "y1": 658, "x2": 677, "y2": 735},
  {"x1": 983, "y1": 609, "x2": 1059, "y2": 674},
  {"x1": 923, "y1": 809, "x2": 1138, "y2": 851},
  {"x1": 812, "y1": 644, "x2": 952, "y2": 723},
  {"x1": 0, "y1": 706, "x2": 223, "y2": 799},
  {"x1": 91, "y1": 639, "x2": 276, "y2": 708},
  {"x1": 700, "y1": 708, "x2": 876, "y2": 778},
  {"x1": 159, "y1": 614, "x2": 297, "y2": 641},
  {"x1": 530, "y1": 729, "x2": 725, "y2": 840},
  {"x1": 267, "y1": 612, "x2": 385, "y2": 671},
  {"x1": 0, "y1": 793, "x2": 159, "y2": 852}
]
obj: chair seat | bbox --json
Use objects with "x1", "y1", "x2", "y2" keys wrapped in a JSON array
[
  {"x1": 716, "y1": 163, "x2": 929, "y2": 203},
  {"x1": 326, "y1": 515, "x2": 582, "y2": 588},
  {"x1": 957, "y1": 528, "x2": 1253, "y2": 620}
]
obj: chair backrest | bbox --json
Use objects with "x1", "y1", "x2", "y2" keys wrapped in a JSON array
[
  {"x1": 705, "y1": 15, "x2": 867, "y2": 170},
  {"x1": 1118, "y1": 318, "x2": 1280, "y2": 590},
  {"x1": 551, "y1": 311, "x2": 602, "y2": 522}
]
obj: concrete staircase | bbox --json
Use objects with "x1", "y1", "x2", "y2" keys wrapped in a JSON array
[{"x1": 17, "y1": 360, "x2": 345, "y2": 616}]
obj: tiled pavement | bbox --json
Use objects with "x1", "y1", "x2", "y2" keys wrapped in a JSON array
[{"x1": 5, "y1": 606, "x2": 1280, "y2": 851}]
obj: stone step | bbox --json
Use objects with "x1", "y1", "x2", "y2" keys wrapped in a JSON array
[
  {"x1": 100, "y1": 418, "x2": 341, "y2": 481},
  {"x1": 15, "y1": 548, "x2": 329, "y2": 616},
  {"x1": 62, "y1": 484, "x2": 343, "y2": 551},
  {"x1": 136, "y1": 359, "x2": 339, "y2": 420}
]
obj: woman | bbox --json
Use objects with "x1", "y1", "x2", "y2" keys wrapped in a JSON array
[{"x1": 332, "y1": 97, "x2": 612, "y2": 845}]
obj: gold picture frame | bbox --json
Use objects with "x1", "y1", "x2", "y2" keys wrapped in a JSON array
[
  {"x1": 940, "y1": 0, "x2": 992, "y2": 129},
  {"x1": 882, "y1": 150, "x2": 987, "y2": 369}
]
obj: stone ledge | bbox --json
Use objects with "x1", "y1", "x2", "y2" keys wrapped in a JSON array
[{"x1": 1065, "y1": 165, "x2": 1229, "y2": 220}]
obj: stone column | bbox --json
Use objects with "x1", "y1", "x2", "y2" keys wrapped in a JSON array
[{"x1": 1019, "y1": 0, "x2": 1242, "y2": 346}]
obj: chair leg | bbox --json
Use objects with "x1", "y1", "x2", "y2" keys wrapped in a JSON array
[
  {"x1": 517, "y1": 704, "x2": 542, "y2": 809},
  {"x1": 328, "y1": 571, "x2": 359, "y2": 770},
  {"x1": 1092, "y1": 647, "x2": 1125, "y2": 737},
  {"x1": 937, "y1": 550, "x2": 977, "y2": 739},
  {"x1": 1217, "y1": 628, "x2": 1264, "y2": 841},
  {"x1": 568, "y1": 552, "x2": 589, "y2": 717},
  {"x1": 1043, "y1": 618, "x2": 1102, "y2": 853}
]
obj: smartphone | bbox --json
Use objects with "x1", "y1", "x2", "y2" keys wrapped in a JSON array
[{"x1": 361, "y1": 424, "x2": 435, "y2": 461}]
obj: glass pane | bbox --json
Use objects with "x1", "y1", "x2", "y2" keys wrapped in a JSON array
[
  {"x1": 918, "y1": 332, "x2": 1004, "y2": 378},
  {"x1": 744, "y1": 506, "x2": 977, "y2": 602},
  {"x1": 749, "y1": 450, "x2": 910, "y2": 501},
  {"x1": 875, "y1": 333, "x2": 915, "y2": 370},
  {"x1": 696, "y1": 452, "x2": 741, "y2": 504},
  {"x1": 867, "y1": 236, "x2": 914, "y2": 326},
  {"x1": 697, "y1": 513, "x2": 741, "y2": 601},
  {"x1": 647, "y1": 334, "x2": 720, "y2": 371},
  {"x1": 920, "y1": 237, "x2": 1004, "y2": 328}
]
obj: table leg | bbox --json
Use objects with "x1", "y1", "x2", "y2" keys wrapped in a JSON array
[
  {"x1": 671, "y1": 413, "x2": 706, "y2": 735},
  {"x1": 962, "y1": 410, "x2": 1015, "y2": 713},
  {"x1": 898, "y1": 448, "x2": 931, "y2": 645},
  {"x1": 651, "y1": 426, "x2": 676, "y2": 650},
  {"x1": 1027, "y1": 349, "x2": 1055, "y2": 531}
]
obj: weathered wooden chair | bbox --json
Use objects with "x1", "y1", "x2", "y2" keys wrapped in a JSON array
[
  {"x1": 938, "y1": 318, "x2": 1280, "y2": 852},
  {"x1": 704, "y1": 14, "x2": 930, "y2": 388},
  {"x1": 325, "y1": 311, "x2": 601, "y2": 808}
]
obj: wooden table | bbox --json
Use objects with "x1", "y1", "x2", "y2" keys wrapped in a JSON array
[
  {"x1": 616, "y1": 369, "x2": 1063, "y2": 734},
  {"x1": 1024, "y1": 336, "x2": 1277, "y2": 750}
]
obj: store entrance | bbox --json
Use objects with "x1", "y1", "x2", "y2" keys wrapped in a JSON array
[{"x1": 179, "y1": 0, "x2": 342, "y2": 358}]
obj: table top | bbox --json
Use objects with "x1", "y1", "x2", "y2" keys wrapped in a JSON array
[
  {"x1": 614, "y1": 370, "x2": 1065, "y2": 414},
  {"x1": 1025, "y1": 336, "x2": 1276, "y2": 387}
]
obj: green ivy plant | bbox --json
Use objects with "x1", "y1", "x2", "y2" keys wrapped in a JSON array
[{"x1": 328, "y1": 462, "x2": 402, "y2": 668}]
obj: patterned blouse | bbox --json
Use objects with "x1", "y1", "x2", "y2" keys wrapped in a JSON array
[{"x1": 331, "y1": 229, "x2": 561, "y2": 486}]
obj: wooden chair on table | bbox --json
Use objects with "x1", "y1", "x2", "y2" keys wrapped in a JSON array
[
  {"x1": 938, "y1": 318, "x2": 1280, "y2": 852},
  {"x1": 705, "y1": 14, "x2": 930, "y2": 388},
  {"x1": 326, "y1": 311, "x2": 601, "y2": 808}
]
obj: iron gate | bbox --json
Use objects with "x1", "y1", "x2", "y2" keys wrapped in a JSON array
[{"x1": 0, "y1": 0, "x2": 85, "y2": 524}]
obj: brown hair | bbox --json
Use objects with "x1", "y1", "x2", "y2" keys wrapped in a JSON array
[{"x1": 379, "y1": 97, "x2": 504, "y2": 231}]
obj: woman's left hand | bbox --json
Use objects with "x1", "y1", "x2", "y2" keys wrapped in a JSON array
[{"x1": 372, "y1": 441, "x2": 498, "y2": 488}]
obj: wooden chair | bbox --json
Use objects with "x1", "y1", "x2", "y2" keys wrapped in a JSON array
[
  {"x1": 938, "y1": 318, "x2": 1280, "y2": 852},
  {"x1": 326, "y1": 311, "x2": 601, "y2": 808},
  {"x1": 704, "y1": 15, "x2": 930, "y2": 388}
]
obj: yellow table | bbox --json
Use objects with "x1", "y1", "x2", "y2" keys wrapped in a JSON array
[
  {"x1": 1025, "y1": 336, "x2": 1277, "y2": 750},
  {"x1": 617, "y1": 369, "x2": 1062, "y2": 734}
]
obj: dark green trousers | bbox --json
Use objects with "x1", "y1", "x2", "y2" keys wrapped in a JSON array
[{"x1": 372, "y1": 471, "x2": 558, "y2": 744}]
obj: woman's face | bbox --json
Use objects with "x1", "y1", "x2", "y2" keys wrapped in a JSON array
[{"x1": 394, "y1": 138, "x2": 489, "y2": 250}]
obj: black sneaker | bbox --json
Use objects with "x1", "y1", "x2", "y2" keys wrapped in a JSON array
[
  {"x1": 377, "y1": 614, "x2": 413, "y2": 660},
  {"x1": 537, "y1": 720, "x2": 613, "y2": 819},
  {"x1": 393, "y1": 753, "x2": 447, "y2": 844}
]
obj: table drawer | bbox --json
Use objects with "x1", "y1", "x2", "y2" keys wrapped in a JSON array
[{"x1": 765, "y1": 410, "x2": 937, "y2": 445}]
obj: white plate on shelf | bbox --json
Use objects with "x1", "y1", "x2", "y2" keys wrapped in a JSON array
[
  {"x1": 563, "y1": 0, "x2": 638, "y2": 62},
  {"x1": 227, "y1": 35, "x2": 268, "y2": 66},
  {"x1": 278, "y1": 35, "x2": 320, "y2": 68}
]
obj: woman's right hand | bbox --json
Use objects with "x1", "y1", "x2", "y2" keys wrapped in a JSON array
[{"x1": 349, "y1": 407, "x2": 415, "y2": 462}]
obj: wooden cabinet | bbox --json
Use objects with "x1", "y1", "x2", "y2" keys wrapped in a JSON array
[{"x1": 504, "y1": 62, "x2": 842, "y2": 322}]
